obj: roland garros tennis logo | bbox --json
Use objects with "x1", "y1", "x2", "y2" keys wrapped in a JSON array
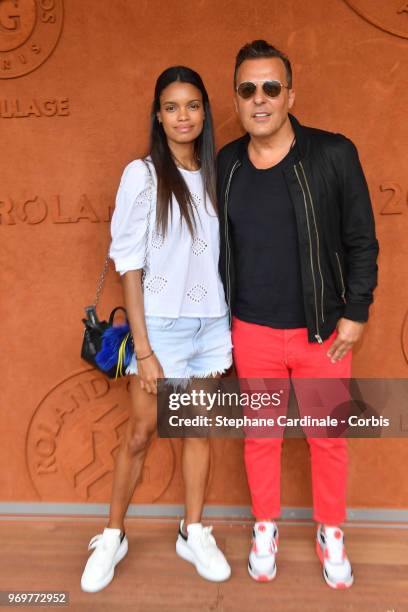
[
  {"x1": 0, "y1": 0, "x2": 64, "y2": 79},
  {"x1": 25, "y1": 370, "x2": 175, "y2": 502}
]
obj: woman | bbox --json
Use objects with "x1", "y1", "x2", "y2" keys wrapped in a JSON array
[{"x1": 80, "y1": 66, "x2": 232, "y2": 592}]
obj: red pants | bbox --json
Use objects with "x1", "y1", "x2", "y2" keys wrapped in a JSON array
[{"x1": 232, "y1": 317, "x2": 352, "y2": 525}]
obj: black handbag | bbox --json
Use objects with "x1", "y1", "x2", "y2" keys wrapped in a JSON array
[
  {"x1": 80, "y1": 159, "x2": 154, "y2": 379},
  {"x1": 81, "y1": 303, "x2": 133, "y2": 379}
]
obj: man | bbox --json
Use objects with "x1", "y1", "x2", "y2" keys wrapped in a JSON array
[{"x1": 217, "y1": 40, "x2": 378, "y2": 589}]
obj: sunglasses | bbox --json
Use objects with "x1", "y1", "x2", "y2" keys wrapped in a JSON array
[{"x1": 236, "y1": 80, "x2": 289, "y2": 99}]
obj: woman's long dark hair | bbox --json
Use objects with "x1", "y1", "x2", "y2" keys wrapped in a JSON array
[{"x1": 149, "y1": 66, "x2": 217, "y2": 237}]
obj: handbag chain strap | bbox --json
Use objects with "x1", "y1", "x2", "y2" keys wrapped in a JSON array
[
  {"x1": 93, "y1": 158, "x2": 154, "y2": 307},
  {"x1": 93, "y1": 252, "x2": 110, "y2": 307},
  {"x1": 140, "y1": 159, "x2": 154, "y2": 286}
]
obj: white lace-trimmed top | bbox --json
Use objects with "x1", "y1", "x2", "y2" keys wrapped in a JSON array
[{"x1": 109, "y1": 158, "x2": 228, "y2": 318}]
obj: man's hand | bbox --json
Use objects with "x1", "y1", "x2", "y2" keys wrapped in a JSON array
[{"x1": 327, "y1": 318, "x2": 365, "y2": 363}]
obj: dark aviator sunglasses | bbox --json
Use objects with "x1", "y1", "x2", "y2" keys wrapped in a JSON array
[{"x1": 236, "y1": 80, "x2": 290, "y2": 99}]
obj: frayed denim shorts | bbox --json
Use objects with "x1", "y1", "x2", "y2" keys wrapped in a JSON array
[{"x1": 125, "y1": 313, "x2": 233, "y2": 380}]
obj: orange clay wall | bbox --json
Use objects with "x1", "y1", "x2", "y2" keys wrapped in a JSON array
[{"x1": 1, "y1": 1, "x2": 407, "y2": 510}]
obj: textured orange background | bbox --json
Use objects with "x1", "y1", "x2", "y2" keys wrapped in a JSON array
[{"x1": 1, "y1": 0, "x2": 407, "y2": 510}]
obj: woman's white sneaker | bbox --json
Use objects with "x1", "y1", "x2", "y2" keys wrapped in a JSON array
[
  {"x1": 248, "y1": 521, "x2": 278, "y2": 582},
  {"x1": 316, "y1": 524, "x2": 354, "y2": 589},
  {"x1": 176, "y1": 520, "x2": 231, "y2": 582},
  {"x1": 80, "y1": 527, "x2": 128, "y2": 593}
]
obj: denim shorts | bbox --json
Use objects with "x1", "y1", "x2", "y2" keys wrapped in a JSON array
[{"x1": 125, "y1": 313, "x2": 233, "y2": 379}]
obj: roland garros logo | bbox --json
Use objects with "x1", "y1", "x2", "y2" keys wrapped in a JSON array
[
  {"x1": 0, "y1": 0, "x2": 64, "y2": 79},
  {"x1": 26, "y1": 370, "x2": 175, "y2": 502}
]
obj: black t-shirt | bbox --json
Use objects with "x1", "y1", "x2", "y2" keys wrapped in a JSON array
[{"x1": 228, "y1": 144, "x2": 306, "y2": 328}]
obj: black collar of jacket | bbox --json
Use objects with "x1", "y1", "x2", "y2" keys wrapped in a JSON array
[{"x1": 227, "y1": 113, "x2": 308, "y2": 163}]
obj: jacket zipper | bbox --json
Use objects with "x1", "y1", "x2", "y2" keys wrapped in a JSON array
[
  {"x1": 299, "y1": 161, "x2": 325, "y2": 324},
  {"x1": 294, "y1": 163, "x2": 323, "y2": 343},
  {"x1": 224, "y1": 160, "x2": 241, "y2": 323},
  {"x1": 335, "y1": 251, "x2": 346, "y2": 303}
]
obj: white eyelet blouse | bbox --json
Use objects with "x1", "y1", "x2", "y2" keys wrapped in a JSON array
[{"x1": 109, "y1": 158, "x2": 228, "y2": 318}]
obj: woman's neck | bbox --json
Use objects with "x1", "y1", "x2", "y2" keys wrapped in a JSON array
[{"x1": 168, "y1": 141, "x2": 199, "y2": 171}]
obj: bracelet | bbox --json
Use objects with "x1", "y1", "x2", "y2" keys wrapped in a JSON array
[{"x1": 136, "y1": 349, "x2": 155, "y2": 361}]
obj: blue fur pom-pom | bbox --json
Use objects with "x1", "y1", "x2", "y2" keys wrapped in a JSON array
[{"x1": 95, "y1": 324, "x2": 133, "y2": 372}]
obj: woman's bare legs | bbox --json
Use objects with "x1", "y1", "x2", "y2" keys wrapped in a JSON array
[
  {"x1": 106, "y1": 374, "x2": 222, "y2": 533},
  {"x1": 107, "y1": 375, "x2": 157, "y2": 532},
  {"x1": 182, "y1": 375, "x2": 221, "y2": 529},
  {"x1": 182, "y1": 438, "x2": 211, "y2": 526}
]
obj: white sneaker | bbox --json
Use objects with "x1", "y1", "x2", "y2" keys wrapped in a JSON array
[
  {"x1": 248, "y1": 521, "x2": 278, "y2": 582},
  {"x1": 81, "y1": 527, "x2": 128, "y2": 592},
  {"x1": 176, "y1": 520, "x2": 231, "y2": 582},
  {"x1": 316, "y1": 524, "x2": 354, "y2": 589}
]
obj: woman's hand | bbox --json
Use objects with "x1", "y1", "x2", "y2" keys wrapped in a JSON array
[
  {"x1": 119, "y1": 270, "x2": 164, "y2": 393},
  {"x1": 137, "y1": 351, "x2": 164, "y2": 395}
]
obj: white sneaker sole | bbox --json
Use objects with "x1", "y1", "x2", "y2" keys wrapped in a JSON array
[
  {"x1": 176, "y1": 536, "x2": 231, "y2": 582},
  {"x1": 323, "y1": 570, "x2": 354, "y2": 590},
  {"x1": 248, "y1": 560, "x2": 277, "y2": 582},
  {"x1": 81, "y1": 537, "x2": 129, "y2": 593},
  {"x1": 316, "y1": 541, "x2": 354, "y2": 590}
]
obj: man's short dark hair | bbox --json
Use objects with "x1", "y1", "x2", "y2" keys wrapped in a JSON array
[{"x1": 234, "y1": 40, "x2": 292, "y2": 88}]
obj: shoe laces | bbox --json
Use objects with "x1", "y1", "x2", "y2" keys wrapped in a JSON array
[
  {"x1": 323, "y1": 527, "x2": 345, "y2": 564},
  {"x1": 254, "y1": 525, "x2": 278, "y2": 556},
  {"x1": 193, "y1": 526, "x2": 219, "y2": 559},
  {"x1": 88, "y1": 534, "x2": 103, "y2": 550},
  {"x1": 87, "y1": 533, "x2": 116, "y2": 556}
]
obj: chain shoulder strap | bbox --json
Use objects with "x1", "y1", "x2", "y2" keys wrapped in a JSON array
[
  {"x1": 141, "y1": 158, "x2": 154, "y2": 286},
  {"x1": 92, "y1": 158, "x2": 155, "y2": 307}
]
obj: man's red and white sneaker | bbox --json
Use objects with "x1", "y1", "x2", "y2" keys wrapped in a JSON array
[
  {"x1": 80, "y1": 527, "x2": 128, "y2": 593},
  {"x1": 176, "y1": 520, "x2": 231, "y2": 582},
  {"x1": 316, "y1": 524, "x2": 354, "y2": 589},
  {"x1": 248, "y1": 521, "x2": 279, "y2": 582}
]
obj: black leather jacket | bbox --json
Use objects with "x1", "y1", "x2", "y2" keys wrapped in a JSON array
[{"x1": 217, "y1": 114, "x2": 379, "y2": 343}]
